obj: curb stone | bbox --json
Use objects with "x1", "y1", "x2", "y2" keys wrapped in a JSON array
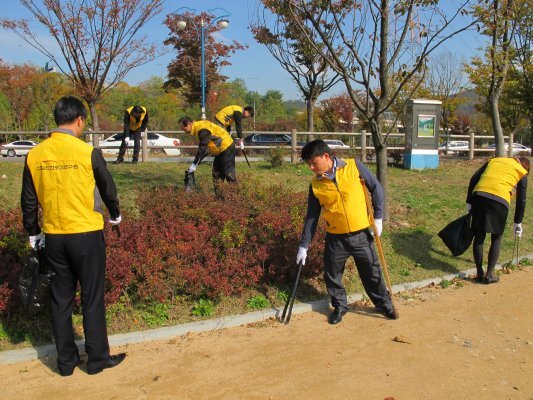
[{"x1": 2, "y1": 255, "x2": 532, "y2": 365}]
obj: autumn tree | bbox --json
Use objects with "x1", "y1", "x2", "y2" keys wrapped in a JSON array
[
  {"x1": 319, "y1": 93, "x2": 357, "y2": 133},
  {"x1": 466, "y1": 0, "x2": 528, "y2": 156},
  {"x1": 251, "y1": 1, "x2": 341, "y2": 132},
  {"x1": 164, "y1": 11, "x2": 246, "y2": 118},
  {"x1": 284, "y1": 1, "x2": 478, "y2": 215},
  {"x1": 1, "y1": 0, "x2": 164, "y2": 144}
]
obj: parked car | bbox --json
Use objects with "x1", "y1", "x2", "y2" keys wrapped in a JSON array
[
  {"x1": 324, "y1": 139, "x2": 350, "y2": 149},
  {"x1": 98, "y1": 132, "x2": 181, "y2": 155},
  {"x1": 438, "y1": 140, "x2": 469, "y2": 155},
  {"x1": 243, "y1": 133, "x2": 307, "y2": 147},
  {"x1": 488, "y1": 143, "x2": 531, "y2": 156},
  {"x1": 0, "y1": 140, "x2": 38, "y2": 157}
]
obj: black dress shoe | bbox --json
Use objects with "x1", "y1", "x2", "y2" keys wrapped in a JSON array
[
  {"x1": 131, "y1": 159, "x2": 138, "y2": 164},
  {"x1": 377, "y1": 306, "x2": 399, "y2": 320},
  {"x1": 475, "y1": 276, "x2": 484, "y2": 283},
  {"x1": 87, "y1": 353, "x2": 126, "y2": 375},
  {"x1": 113, "y1": 159, "x2": 124, "y2": 164},
  {"x1": 484, "y1": 276, "x2": 500, "y2": 284},
  {"x1": 328, "y1": 308, "x2": 347, "y2": 324}
]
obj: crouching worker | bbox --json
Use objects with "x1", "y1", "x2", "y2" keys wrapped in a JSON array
[
  {"x1": 295, "y1": 139, "x2": 397, "y2": 325},
  {"x1": 21, "y1": 96, "x2": 126, "y2": 376},
  {"x1": 179, "y1": 116, "x2": 237, "y2": 185}
]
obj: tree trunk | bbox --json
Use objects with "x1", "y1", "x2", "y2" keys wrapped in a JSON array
[
  {"x1": 529, "y1": 113, "x2": 533, "y2": 149},
  {"x1": 489, "y1": 96, "x2": 505, "y2": 157},
  {"x1": 88, "y1": 101, "x2": 100, "y2": 147},
  {"x1": 369, "y1": 119, "x2": 389, "y2": 219},
  {"x1": 306, "y1": 98, "x2": 315, "y2": 141}
]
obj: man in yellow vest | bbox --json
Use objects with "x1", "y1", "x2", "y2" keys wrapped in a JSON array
[
  {"x1": 214, "y1": 105, "x2": 254, "y2": 148},
  {"x1": 295, "y1": 139, "x2": 397, "y2": 324},
  {"x1": 179, "y1": 116, "x2": 236, "y2": 183},
  {"x1": 21, "y1": 96, "x2": 126, "y2": 376},
  {"x1": 114, "y1": 105, "x2": 149, "y2": 164},
  {"x1": 467, "y1": 157, "x2": 529, "y2": 284}
]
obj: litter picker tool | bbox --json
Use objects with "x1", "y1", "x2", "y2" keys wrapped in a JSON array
[
  {"x1": 280, "y1": 261, "x2": 303, "y2": 324},
  {"x1": 242, "y1": 148, "x2": 251, "y2": 168},
  {"x1": 360, "y1": 179, "x2": 396, "y2": 309},
  {"x1": 184, "y1": 170, "x2": 196, "y2": 191},
  {"x1": 112, "y1": 225, "x2": 121, "y2": 238}
]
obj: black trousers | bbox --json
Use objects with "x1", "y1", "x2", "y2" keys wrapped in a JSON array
[
  {"x1": 117, "y1": 129, "x2": 142, "y2": 162},
  {"x1": 212, "y1": 142, "x2": 236, "y2": 183},
  {"x1": 46, "y1": 230, "x2": 110, "y2": 374},
  {"x1": 324, "y1": 230, "x2": 392, "y2": 312}
]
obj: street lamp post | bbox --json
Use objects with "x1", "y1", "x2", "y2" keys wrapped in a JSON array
[{"x1": 175, "y1": 7, "x2": 230, "y2": 120}]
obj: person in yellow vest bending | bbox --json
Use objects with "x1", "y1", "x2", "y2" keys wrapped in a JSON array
[
  {"x1": 21, "y1": 96, "x2": 126, "y2": 376},
  {"x1": 179, "y1": 116, "x2": 236, "y2": 183},
  {"x1": 214, "y1": 105, "x2": 254, "y2": 147},
  {"x1": 114, "y1": 105, "x2": 149, "y2": 164},
  {"x1": 295, "y1": 139, "x2": 398, "y2": 325},
  {"x1": 467, "y1": 157, "x2": 530, "y2": 284}
]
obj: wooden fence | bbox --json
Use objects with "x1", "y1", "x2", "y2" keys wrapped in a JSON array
[{"x1": 0, "y1": 130, "x2": 518, "y2": 163}]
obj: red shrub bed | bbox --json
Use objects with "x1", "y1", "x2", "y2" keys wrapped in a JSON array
[{"x1": 0, "y1": 176, "x2": 325, "y2": 314}]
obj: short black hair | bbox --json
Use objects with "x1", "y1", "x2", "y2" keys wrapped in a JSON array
[
  {"x1": 301, "y1": 139, "x2": 332, "y2": 161},
  {"x1": 243, "y1": 106, "x2": 254, "y2": 117},
  {"x1": 131, "y1": 105, "x2": 144, "y2": 115},
  {"x1": 53, "y1": 96, "x2": 87, "y2": 126},
  {"x1": 178, "y1": 116, "x2": 193, "y2": 127}
]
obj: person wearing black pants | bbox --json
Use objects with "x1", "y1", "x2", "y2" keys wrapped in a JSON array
[
  {"x1": 467, "y1": 157, "x2": 530, "y2": 284},
  {"x1": 178, "y1": 117, "x2": 237, "y2": 185},
  {"x1": 295, "y1": 139, "x2": 397, "y2": 325},
  {"x1": 114, "y1": 106, "x2": 148, "y2": 164},
  {"x1": 21, "y1": 96, "x2": 126, "y2": 376}
]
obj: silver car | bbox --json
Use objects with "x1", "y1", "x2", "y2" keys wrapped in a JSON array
[{"x1": 0, "y1": 140, "x2": 38, "y2": 157}]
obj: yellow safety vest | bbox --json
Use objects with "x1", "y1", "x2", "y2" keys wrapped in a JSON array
[
  {"x1": 311, "y1": 159, "x2": 370, "y2": 234},
  {"x1": 26, "y1": 132, "x2": 104, "y2": 234},
  {"x1": 127, "y1": 106, "x2": 147, "y2": 131},
  {"x1": 191, "y1": 120, "x2": 234, "y2": 155},
  {"x1": 474, "y1": 157, "x2": 528, "y2": 204},
  {"x1": 214, "y1": 105, "x2": 242, "y2": 127}
]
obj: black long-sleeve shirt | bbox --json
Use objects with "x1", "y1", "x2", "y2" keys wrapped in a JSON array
[
  {"x1": 299, "y1": 158, "x2": 384, "y2": 248},
  {"x1": 467, "y1": 161, "x2": 528, "y2": 224},
  {"x1": 22, "y1": 147, "x2": 120, "y2": 235},
  {"x1": 123, "y1": 110, "x2": 149, "y2": 138}
]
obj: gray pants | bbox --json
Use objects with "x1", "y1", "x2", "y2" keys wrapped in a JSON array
[{"x1": 324, "y1": 230, "x2": 392, "y2": 312}]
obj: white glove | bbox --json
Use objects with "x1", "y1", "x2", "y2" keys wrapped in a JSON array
[
  {"x1": 109, "y1": 215, "x2": 122, "y2": 226},
  {"x1": 188, "y1": 163, "x2": 197, "y2": 173},
  {"x1": 29, "y1": 232, "x2": 45, "y2": 250},
  {"x1": 374, "y1": 218, "x2": 383, "y2": 237},
  {"x1": 296, "y1": 246, "x2": 308, "y2": 266},
  {"x1": 239, "y1": 140, "x2": 244, "y2": 150},
  {"x1": 466, "y1": 203, "x2": 472, "y2": 213},
  {"x1": 124, "y1": 136, "x2": 130, "y2": 145},
  {"x1": 514, "y1": 223, "x2": 523, "y2": 238}
]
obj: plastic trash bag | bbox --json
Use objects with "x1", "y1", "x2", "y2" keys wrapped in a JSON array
[
  {"x1": 438, "y1": 213, "x2": 474, "y2": 257},
  {"x1": 18, "y1": 247, "x2": 54, "y2": 315}
]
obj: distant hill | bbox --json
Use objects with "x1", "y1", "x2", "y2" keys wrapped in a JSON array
[
  {"x1": 456, "y1": 89, "x2": 481, "y2": 115},
  {"x1": 284, "y1": 99, "x2": 306, "y2": 113}
]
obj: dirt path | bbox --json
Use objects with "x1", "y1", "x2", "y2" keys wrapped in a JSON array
[{"x1": 2, "y1": 268, "x2": 533, "y2": 400}]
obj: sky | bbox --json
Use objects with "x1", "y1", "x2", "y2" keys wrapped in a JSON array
[{"x1": 0, "y1": 0, "x2": 487, "y2": 102}]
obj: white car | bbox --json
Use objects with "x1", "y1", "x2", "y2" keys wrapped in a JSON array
[
  {"x1": 488, "y1": 142, "x2": 532, "y2": 156},
  {"x1": 98, "y1": 132, "x2": 181, "y2": 156},
  {"x1": 438, "y1": 140, "x2": 469, "y2": 155},
  {"x1": 0, "y1": 140, "x2": 38, "y2": 157},
  {"x1": 324, "y1": 139, "x2": 350, "y2": 149}
]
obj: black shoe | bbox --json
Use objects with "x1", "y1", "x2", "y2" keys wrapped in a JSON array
[
  {"x1": 378, "y1": 306, "x2": 399, "y2": 320},
  {"x1": 328, "y1": 307, "x2": 347, "y2": 324},
  {"x1": 113, "y1": 159, "x2": 124, "y2": 164},
  {"x1": 131, "y1": 159, "x2": 138, "y2": 164},
  {"x1": 483, "y1": 276, "x2": 500, "y2": 284},
  {"x1": 58, "y1": 357, "x2": 82, "y2": 377},
  {"x1": 475, "y1": 276, "x2": 484, "y2": 283},
  {"x1": 87, "y1": 353, "x2": 126, "y2": 375}
]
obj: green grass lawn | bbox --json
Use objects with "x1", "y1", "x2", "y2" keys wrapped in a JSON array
[{"x1": 1, "y1": 157, "x2": 532, "y2": 349}]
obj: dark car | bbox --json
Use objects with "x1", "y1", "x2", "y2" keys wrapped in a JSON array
[{"x1": 243, "y1": 133, "x2": 306, "y2": 147}]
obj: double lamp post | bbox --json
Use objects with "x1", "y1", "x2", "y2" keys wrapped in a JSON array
[{"x1": 175, "y1": 7, "x2": 230, "y2": 120}]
